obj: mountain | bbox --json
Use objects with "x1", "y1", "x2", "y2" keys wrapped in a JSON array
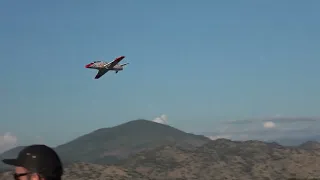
[
  {"x1": 120, "y1": 139, "x2": 320, "y2": 180},
  {"x1": 298, "y1": 141, "x2": 320, "y2": 150},
  {"x1": 0, "y1": 119, "x2": 210, "y2": 170},
  {"x1": 0, "y1": 146, "x2": 26, "y2": 172},
  {"x1": 0, "y1": 162, "x2": 150, "y2": 180},
  {"x1": 0, "y1": 146, "x2": 25, "y2": 158},
  {"x1": 272, "y1": 135, "x2": 320, "y2": 146},
  {"x1": 1, "y1": 139, "x2": 319, "y2": 180},
  {"x1": 2, "y1": 120, "x2": 320, "y2": 179},
  {"x1": 54, "y1": 119, "x2": 210, "y2": 164}
]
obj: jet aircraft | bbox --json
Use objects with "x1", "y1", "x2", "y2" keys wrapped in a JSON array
[{"x1": 85, "y1": 56, "x2": 128, "y2": 79}]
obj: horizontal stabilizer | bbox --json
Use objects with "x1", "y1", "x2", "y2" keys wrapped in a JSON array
[{"x1": 120, "y1": 63, "x2": 129, "y2": 67}]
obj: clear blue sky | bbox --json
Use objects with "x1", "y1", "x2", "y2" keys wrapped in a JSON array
[{"x1": 1, "y1": 0, "x2": 320, "y2": 146}]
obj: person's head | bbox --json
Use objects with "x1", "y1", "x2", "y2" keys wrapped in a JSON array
[{"x1": 2, "y1": 144, "x2": 63, "y2": 180}]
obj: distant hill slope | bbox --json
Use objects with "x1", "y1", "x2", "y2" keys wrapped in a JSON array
[
  {"x1": 1, "y1": 139, "x2": 319, "y2": 180},
  {"x1": 0, "y1": 119, "x2": 210, "y2": 170},
  {"x1": 0, "y1": 162, "x2": 150, "y2": 180},
  {"x1": 272, "y1": 135, "x2": 320, "y2": 146},
  {"x1": 0, "y1": 146, "x2": 25, "y2": 172},
  {"x1": 120, "y1": 139, "x2": 320, "y2": 180},
  {"x1": 54, "y1": 119, "x2": 210, "y2": 164},
  {"x1": 298, "y1": 141, "x2": 320, "y2": 150}
]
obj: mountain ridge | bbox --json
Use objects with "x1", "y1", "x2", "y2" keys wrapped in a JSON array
[
  {"x1": 1, "y1": 119, "x2": 320, "y2": 179},
  {"x1": 1, "y1": 119, "x2": 210, "y2": 168},
  {"x1": 1, "y1": 138, "x2": 319, "y2": 179},
  {"x1": 118, "y1": 138, "x2": 320, "y2": 179}
]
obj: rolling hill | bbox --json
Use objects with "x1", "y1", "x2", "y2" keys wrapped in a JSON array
[
  {"x1": 0, "y1": 146, "x2": 25, "y2": 172},
  {"x1": 2, "y1": 119, "x2": 320, "y2": 179},
  {"x1": 271, "y1": 135, "x2": 320, "y2": 146},
  {"x1": 1, "y1": 139, "x2": 319, "y2": 180},
  {"x1": 119, "y1": 139, "x2": 320, "y2": 179},
  {"x1": 0, "y1": 119, "x2": 210, "y2": 169},
  {"x1": 54, "y1": 119, "x2": 210, "y2": 164}
]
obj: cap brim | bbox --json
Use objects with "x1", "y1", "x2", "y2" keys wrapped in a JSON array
[{"x1": 2, "y1": 159, "x2": 21, "y2": 166}]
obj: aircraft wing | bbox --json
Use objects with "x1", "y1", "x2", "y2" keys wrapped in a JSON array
[
  {"x1": 105, "y1": 56, "x2": 125, "y2": 68},
  {"x1": 95, "y1": 69, "x2": 109, "y2": 79}
]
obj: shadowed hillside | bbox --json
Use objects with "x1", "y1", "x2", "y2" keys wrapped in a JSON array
[
  {"x1": 298, "y1": 141, "x2": 320, "y2": 150},
  {"x1": 120, "y1": 139, "x2": 320, "y2": 180},
  {"x1": 54, "y1": 119, "x2": 210, "y2": 164},
  {"x1": 271, "y1": 135, "x2": 320, "y2": 146},
  {"x1": 0, "y1": 119, "x2": 210, "y2": 169},
  {"x1": 1, "y1": 120, "x2": 320, "y2": 179},
  {"x1": 0, "y1": 146, "x2": 25, "y2": 172},
  {"x1": 1, "y1": 139, "x2": 319, "y2": 180},
  {"x1": 0, "y1": 162, "x2": 149, "y2": 180}
]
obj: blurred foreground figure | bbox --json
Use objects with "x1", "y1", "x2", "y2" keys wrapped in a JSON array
[{"x1": 2, "y1": 145, "x2": 63, "y2": 180}]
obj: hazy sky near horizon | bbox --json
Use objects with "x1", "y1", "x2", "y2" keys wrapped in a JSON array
[{"x1": 1, "y1": 0, "x2": 320, "y2": 151}]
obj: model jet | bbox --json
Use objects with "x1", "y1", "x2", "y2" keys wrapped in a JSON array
[{"x1": 85, "y1": 56, "x2": 128, "y2": 79}]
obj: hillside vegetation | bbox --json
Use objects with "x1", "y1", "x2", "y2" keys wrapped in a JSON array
[
  {"x1": 120, "y1": 139, "x2": 320, "y2": 179},
  {"x1": 54, "y1": 119, "x2": 210, "y2": 164},
  {"x1": 1, "y1": 119, "x2": 210, "y2": 166},
  {"x1": 1, "y1": 120, "x2": 319, "y2": 179}
]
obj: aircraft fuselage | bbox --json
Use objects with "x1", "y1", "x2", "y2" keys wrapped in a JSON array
[
  {"x1": 85, "y1": 62, "x2": 123, "y2": 71},
  {"x1": 90, "y1": 65, "x2": 123, "y2": 71}
]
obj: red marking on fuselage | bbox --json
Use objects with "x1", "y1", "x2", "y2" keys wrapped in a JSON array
[{"x1": 85, "y1": 63, "x2": 93, "y2": 68}]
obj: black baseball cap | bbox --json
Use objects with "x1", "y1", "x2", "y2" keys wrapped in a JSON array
[{"x1": 2, "y1": 144, "x2": 63, "y2": 177}]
